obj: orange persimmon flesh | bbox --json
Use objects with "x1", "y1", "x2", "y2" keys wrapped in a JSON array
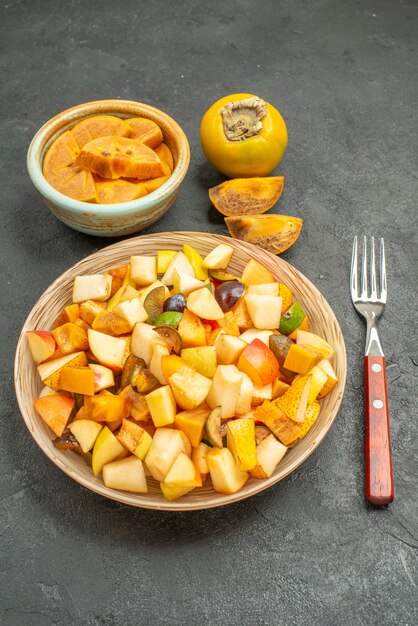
[
  {"x1": 126, "y1": 117, "x2": 163, "y2": 148},
  {"x1": 209, "y1": 176, "x2": 284, "y2": 217},
  {"x1": 154, "y1": 142, "x2": 174, "y2": 171},
  {"x1": 71, "y1": 115, "x2": 133, "y2": 147},
  {"x1": 225, "y1": 214, "x2": 303, "y2": 255},
  {"x1": 93, "y1": 175, "x2": 148, "y2": 204},
  {"x1": 75, "y1": 136, "x2": 165, "y2": 180},
  {"x1": 140, "y1": 162, "x2": 172, "y2": 193}
]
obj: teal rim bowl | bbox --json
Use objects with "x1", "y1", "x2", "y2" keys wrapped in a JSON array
[{"x1": 27, "y1": 99, "x2": 190, "y2": 236}]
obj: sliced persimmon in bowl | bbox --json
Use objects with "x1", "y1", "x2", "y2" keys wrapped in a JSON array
[
  {"x1": 126, "y1": 117, "x2": 163, "y2": 148},
  {"x1": 44, "y1": 164, "x2": 97, "y2": 203},
  {"x1": 93, "y1": 175, "x2": 148, "y2": 204},
  {"x1": 154, "y1": 143, "x2": 174, "y2": 172},
  {"x1": 75, "y1": 136, "x2": 165, "y2": 179},
  {"x1": 70, "y1": 115, "x2": 133, "y2": 147}
]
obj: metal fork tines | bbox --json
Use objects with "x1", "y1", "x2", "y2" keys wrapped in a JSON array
[{"x1": 351, "y1": 236, "x2": 387, "y2": 357}]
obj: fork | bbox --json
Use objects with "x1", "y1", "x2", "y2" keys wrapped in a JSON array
[{"x1": 350, "y1": 236, "x2": 394, "y2": 505}]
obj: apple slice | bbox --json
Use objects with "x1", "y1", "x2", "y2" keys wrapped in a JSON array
[
  {"x1": 164, "y1": 452, "x2": 202, "y2": 487},
  {"x1": 239, "y1": 329, "x2": 273, "y2": 346},
  {"x1": 72, "y1": 273, "x2": 112, "y2": 303},
  {"x1": 37, "y1": 351, "x2": 88, "y2": 390},
  {"x1": 26, "y1": 331, "x2": 56, "y2": 364},
  {"x1": 207, "y1": 447, "x2": 249, "y2": 494},
  {"x1": 168, "y1": 366, "x2": 212, "y2": 411},
  {"x1": 249, "y1": 434, "x2": 287, "y2": 479},
  {"x1": 187, "y1": 288, "x2": 225, "y2": 321},
  {"x1": 88, "y1": 329, "x2": 127, "y2": 371},
  {"x1": 241, "y1": 259, "x2": 275, "y2": 286},
  {"x1": 180, "y1": 346, "x2": 217, "y2": 377},
  {"x1": 130, "y1": 322, "x2": 165, "y2": 365},
  {"x1": 173, "y1": 269, "x2": 207, "y2": 295},
  {"x1": 89, "y1": 363, "x2": 115, "y2": 392},
  {"x1": 145, "y1": 428, "x2": 191, "y2": 482},
  {"x1": 235, "y1": 372, "x2": 254, "y2": 415},
  {"x1": 161, "y1": 252, "x2": 194, "y2": 286},
  {"x1": 202, "y1": 244, "x2": 234, "y2": 269},
  {"x1": 215, "y1": 334, "x2": 247, "y2": 365},
  {"x1": 130, "y1": 255, "x2": 158, "y2": 286},
  {"x1": 247, "y1": 283, "x2": 279, "y2": 296},
  {"x1": 69, "y1": 419, "x2": 103, "y2": 453},
  {"x1": 206, "y1": 364, "x2": 243, "y2": 419},
  {"x1": 113, "y1": 298, "x2": 148, "y2": 329},
  {"x1": 296, "y1": 330, "x2": 334, "y2": 359},
  {"x1": 34, "y1": 394, "x2": 75, "y2": 437},
  {"x1": 149, "y1": 342, "x2": 170, "y2": 384},
  {"x1": 103, "y1": 456, "x2": 148, "y2": 493},
  {"x1": 244, "y1": 294, "x2": 282, "y2": 330},
  {"x1": 92, "y1": 426, "x2": 125, "y2": 475},
  {"x1": 145, "y1": 385, "x2": 177, "y2": 427}
]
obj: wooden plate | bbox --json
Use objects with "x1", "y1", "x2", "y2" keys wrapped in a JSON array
[{"x1": 14, "y1": 232, "x2": 346, "y2": 510}]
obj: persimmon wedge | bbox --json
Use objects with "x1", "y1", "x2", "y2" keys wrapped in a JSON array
[
  {"x1": 154, "y1": 143, "x2": 174, "y2": 171},
  {"x1": 76, "y1": 137, "x2": 165, "y2": 180},
  {"x1": 93, "y1": 175, "x2": 148, "y2": 204},
  {"x1": 209, "y1": 176, "x2": 284, "y2": 217},
  {"x1": 71, "y1": 115, "x2": 133, "y2": 147},
  {"x1": 43, "y1": 130, "x2": 80, "y2": 172},
  {"x1": 127, "y1": 117, "x2": 163, "y2": 148},
  {"x1": 225, "y1": 214, "x2": 303, "y2": 255},
  {"x1": 45, "y1": 164, "x2": 97, "y2": 202}
]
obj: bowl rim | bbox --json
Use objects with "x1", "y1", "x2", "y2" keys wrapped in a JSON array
[
  {"x1": 26, "y1": 99, "x2": 190, "y2": 215},
  {"x1": 14, "y1": 232, "x2": 347, "y2": 511}
]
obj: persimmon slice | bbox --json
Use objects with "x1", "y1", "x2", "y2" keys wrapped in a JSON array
[
  {"x1": 126, "y1": 117, "x2": 163, "y2": 148},
  {"x1": 75, "y1": 136, "x2": 165, "y2": 179},
  {"x1": 209, "y1": 176, "x2": 284, "y2": 217},
  {"x1": 93, "y1": 175, "x2": 148, "y2": 204},
  {"x1": 225, "y1": 214, "x2": 303, "y2": 254},
  {"x1": 71, "y1": 115, "x2": 133, "y2": 148},
  {"x1": 140, "y1": 162, "x2": 171, "y2": 193},
  {"x1": 46, "y1": 164, "x2": 97, "y2": 202},
  {"x1": 43, "y1": 131, "x2": 80, "y2": 174},
  {"x1": 154, "y1": 142, "x2": 174, "y2": 171}
]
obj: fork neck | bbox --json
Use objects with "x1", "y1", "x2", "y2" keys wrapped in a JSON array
[{"x1": 365, "y1": 322, "x2": 384, "y2": 357}]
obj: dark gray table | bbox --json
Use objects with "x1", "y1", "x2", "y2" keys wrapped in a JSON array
[{"x1": 1, "y1": 1, "x2": 417, "y2": 624}]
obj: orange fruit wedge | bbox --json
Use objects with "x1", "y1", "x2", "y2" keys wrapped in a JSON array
[
  {"x1": 126, "y1": 117, "x2": 163, "y2": 148},
  {"x1": 225, "y1": 214, "x2": 303, "y2": 255},
  {"x1": 43, "y1": 130, "x2": 80, "y2": 172},
  {"x1": 46, "y1": 164, "x2": 97, "y2": 202},
  {"x1": 71, "y1": 115, "x2": 133, "y2": 147},
  {"x1": 154, "y1": 142, "x2": 174, "y2": 171},
  {"x1": 75, "y1": 136, "x2": 165, "y2": 179},
  {"x1": 93, "y1": 175, "x2": 148, "y2": 204},
  {"x1": 209, "y1": 177, "x2": 284, "y2": 217},
  {"x1": 140, "y1": 161, "x2": 171, "y2": 193}
]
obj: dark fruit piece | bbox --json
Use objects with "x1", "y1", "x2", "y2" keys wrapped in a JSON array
[
  {"x1": 163, "y1": 293, "x2": 187, "y2": 313},
  {"x1": 214, "y1": 280, "x2": 245, "y2": 313},
  {"x1": 154, "y1": 311, "x2": 183, "y2": 327},
  {"x1": 130, "y1": 362, "x2": 159, "y2": 394},
  {"x1": 268, "y1": 335, "x2": 296, "y2": 377},
  {"x1": 254, "y1": 424, "x2": 272, "y2": 445},
  {"x1": 279, "y1": 302, "x2": 305, "y2": 335},
  {"x1": 143, "y1": 286, "x2": 166, "y2": 324},
  {"x1": 205, "y1": 406, "x2": 226, "y2": 448},
  {"x1": 154, "y1": 326, "x2": 182, "y2": 354},
  {"x1": 53, "y1": 431, "x2": 80, "y2": 451},
  {"x1": 121, "y1": 354, "x2": 147, "y2": 391}
]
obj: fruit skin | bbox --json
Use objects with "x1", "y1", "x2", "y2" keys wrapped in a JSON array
[
  {"x1": 37, "y1": 351, "x2": 88, "y2": 390},
  {"x1": 237, "y1": 339, "x2": 280, "y2": 387},
  {"x1": 214, "y1": 281, "x2": 244, "y2": 313},
  {"x1": 163, "y1": 293, "x2": 187, "y2": 314},
  {"x1": 255, "y1": 401, "x2": 301, "y2": 446},
  {"x1": 92, "y1": 426, "x2": 126, "y2": 476},
  {"x1": 200, "y1": 93, "x2": 288, "y2": 178},
  {"x1": 180, "y1": 346, "x2": 217, "y2": 378},
  {"x1": 225, "y1": 215, "x2": 303, "y2": 255},
  {"x1": 227, "y1": 418, "x2": 257, "y2": 471},
  {"x1": 279, "y1": 302, "x2": 305, "y2": 335},
  {"x1": 164, "y1": 452, "x2": 202, "y2": 488},
  {"x1": 26, "y1": 330, "x2": 56, "y2": 364},
  {"x1": 209, "y1": 176, "x2": 284, "y2": 217},
  {"x1": 34, "y1": 394, "x2": 75, "y2": 437}
]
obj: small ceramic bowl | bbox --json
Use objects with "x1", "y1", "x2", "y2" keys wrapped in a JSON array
[{"x1": 27, "y1": 100, "x2": 190, "y2": 237}]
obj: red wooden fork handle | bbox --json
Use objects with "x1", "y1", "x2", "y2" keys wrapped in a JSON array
[{"x1": 364, "y1": 356, "x2": 394, "y2": 505}]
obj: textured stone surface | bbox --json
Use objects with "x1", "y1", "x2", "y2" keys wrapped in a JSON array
[{"x1": 1, "y1": 1, "x2": 417, "y2": 624}]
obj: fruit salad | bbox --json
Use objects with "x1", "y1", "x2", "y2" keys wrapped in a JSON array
[{"x1": 27, "y1": 243, "x2": 338, "y2": 501}]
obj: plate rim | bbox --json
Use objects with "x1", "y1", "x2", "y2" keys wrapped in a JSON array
[{"x1": 14, "y1": 231, "x2": 347, "y2": 511}]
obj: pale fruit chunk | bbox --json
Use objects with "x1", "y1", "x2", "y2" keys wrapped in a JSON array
[
  {"x1": 131, "y1": 322, "x2": 165, "y2": 365},
  {"x1": 207, "y1": 447, "x2": 249, "y2": 494},
  {"x1": 317, "y1": 359, "x2": 338, "y2": 398},
  {"x1": 145, "y1": 385, "x2": 177, "y2": 427},
  {"x1": 187, "y1": 288, "x2": 225, "y2": 321},
  {"x1": 249, "y1": 434, "x2": 287, "y2": 479},
  {"x1": 157, "y1": 250, "x2": 177, "y2": 274},
  {"x1": 202, "y1": 244, "x2": 234, "y2": 269},
  {"x1": 69, "y1": 419, "x2": 103, "y2": 453},
  {"x1": 241, "y1": 259, "x2": 275, "y2": 286},
  {"x1": 191, "y1": 442, "x2": 211, "y2": 475},
  {"x1": 88, "y1": 329, "x2": 126, "y2": 371},
  {"x1": 206, "y1": 364, "x2": 243, "y2": 419},
  {"x1": 227, "y1": 418, "x2": 257, "y2": 471},
  {"x1": 113, "y1": 298, "x2": 148, "y2": 329},
  {"x1": 26, "y1": 331, "x2": 56, "y2": 364},
  {"x1": 244, "y1": 294, "x2": 282, "y2": 330},
  {"x1": 168, "y1": 366, "x2": 212, "y2": 411},
  {"x1": 161, "y1": 252, "x2": 194, "y2": 286},
  {"x1": 235, "y1": 372, "x2": 254, "y2": 415},
  {"x1": 306, "y1": 365, "x2": 328, "y2": 403},
  {"x1": 130, "y1": 255, "x2": 158, "y2": 286},
  {"x1": 251, "y1": 382, "x2": 273, "y2": 406},
  {"x1": 102, "y1": 456, "x2": 148, "y2": 493},
  {"x1": 145, "y1": 428, "x2": 191, "y2": 482},
  {"x1": 92, "y1": 426, "x2": 125, "y2": 476},
  {"x1": 296, "y1": 330, "x2": 334, "y2": 359},
  {"x1": 275, "y1": 375, "x2": 312, "y2": 423},
  {"x1": 164, "y1": 452, "x2": 202, "y2": 487},
  {"x1": 239, "y1": 329, "x2": 273, "y2": 346},
  {"x1": 172, "y1": 270, "x2": 207, "y2": 296},
  {"x1": 247, "y1": 283, "x2": 279, "y2": 296},
  {"x1": 215, "y1": 334, "x2": 247, "y2": 365},
  {"x1": 37, "y1": 351, "x2": 88, "y2": 391},
  {"x1": 72, "y1": 274, "x2": 112, "y2": 303},
  {"x1": 180, "y1": 346, "x2": 217, "y2": 378},
  {"x1": 160, "y1": 483, "x2": 195, "y2": 501},
  {"x1": 149, "y1": 342, "x2": 170, "y2": 385}
]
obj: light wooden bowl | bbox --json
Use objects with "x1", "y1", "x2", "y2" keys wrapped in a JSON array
[{"x1": 14, "y1": 233, "x2": 346, "y2": 511}]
